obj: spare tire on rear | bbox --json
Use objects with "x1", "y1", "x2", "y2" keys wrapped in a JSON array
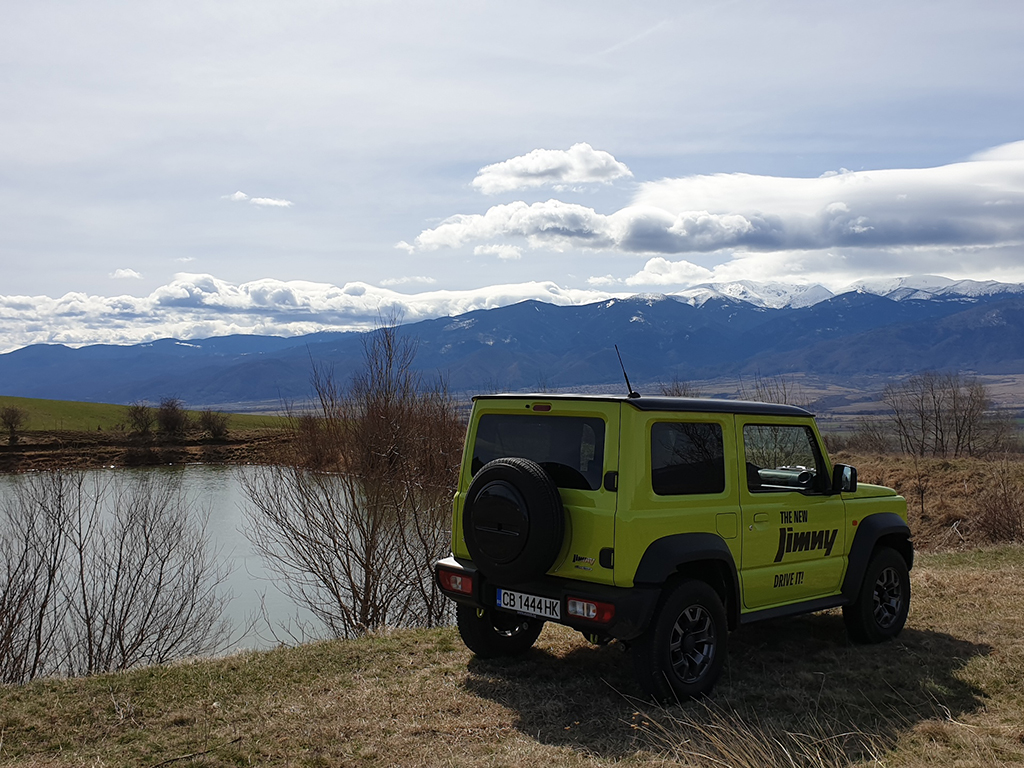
[{"x1": 463, "y1": 457, "x2": 565, "y2": 584}]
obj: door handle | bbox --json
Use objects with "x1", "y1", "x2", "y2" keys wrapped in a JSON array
[{"x1": 753, "y1": 513, "x2": 769, "y2": 523}]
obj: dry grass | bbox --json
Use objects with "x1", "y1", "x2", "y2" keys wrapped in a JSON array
[
  {"x1": 833, "y1": 452, "x2": 1024, "y2": 550},
  {"x1": 1, "y1": 547, "x2": 1023, "y2": 767}
]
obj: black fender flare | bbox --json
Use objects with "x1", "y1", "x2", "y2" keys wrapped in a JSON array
[
  {"x1": 633, "y1": 533, "x2": 741, "y2": 630},
  {"x1": 841, "y1": 512, "x2": 913, "y2": 602}
]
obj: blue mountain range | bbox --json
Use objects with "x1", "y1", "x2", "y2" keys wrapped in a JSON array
[{"x1": 3, "y1": 282, "x2": 1024, "y2": 408}]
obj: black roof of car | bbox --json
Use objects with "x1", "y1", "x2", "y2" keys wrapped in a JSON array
[{"x1": 472, "y1": 393, "x2": 813, "y2": 418}]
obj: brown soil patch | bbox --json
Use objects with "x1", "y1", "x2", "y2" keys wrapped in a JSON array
[{"x1": 0, "y1": 429, "x2": 295, "y2": 472}]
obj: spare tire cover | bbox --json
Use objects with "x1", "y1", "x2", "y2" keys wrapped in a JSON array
[{"x1": 463, "y1": 457, "x2": 565, "y2": 584}]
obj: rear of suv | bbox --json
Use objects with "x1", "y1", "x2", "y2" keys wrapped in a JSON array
[{"x1": 435, "y1": 394, "x2": 912, "y2": 700}]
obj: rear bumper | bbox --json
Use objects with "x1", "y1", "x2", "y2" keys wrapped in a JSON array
[{"x1": 434, "y1": 555, "x2": 659, "y2": 641}]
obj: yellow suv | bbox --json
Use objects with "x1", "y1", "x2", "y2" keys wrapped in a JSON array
[{"x1": 435, "y1": 394, "x2": 912, "y2": 700}]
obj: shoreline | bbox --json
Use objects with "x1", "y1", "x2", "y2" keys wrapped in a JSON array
[{"x1": 0, "y1": 429, "x2": 294, "y2": 472}]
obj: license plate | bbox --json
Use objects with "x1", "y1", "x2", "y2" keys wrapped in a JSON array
[{"x1": 496, "y1": 588, "x2": 561, "y2": 620}]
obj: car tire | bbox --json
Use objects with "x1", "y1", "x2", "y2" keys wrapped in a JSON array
[
  {"x1": 631, "y1": 579, "x2": 727, "y2": 702},
  {"x1": 456, "y1": 604, "x2": 544, "y2": 658},
  {"x1": 843, "y1": 546, "x2": 910, "y2": 644},
  {"x1": 462, "y1": 457, "x2": 565, "y2": 584}
]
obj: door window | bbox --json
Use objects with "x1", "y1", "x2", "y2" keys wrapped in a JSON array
[
  {"x1": 651, "y1": 422, "x2": 725, "y2": 496},
  {"x1": 743, "y1": 424, "x2": 826, "y2": 493}
]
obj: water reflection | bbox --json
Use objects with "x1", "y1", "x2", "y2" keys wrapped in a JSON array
[{"x1": 0, "y1": 465, "x2": 321, "y2": 650}]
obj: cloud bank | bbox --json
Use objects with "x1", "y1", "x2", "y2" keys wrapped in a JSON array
[
  {"x1": 5, "y1": 272, "x2": 1024, "y2": 354},
  {"x1": 406, "y1": 140, "x2": 1024, "y2": 286},
  {"x1": 471, "y1": 143, "x2": 633, "y2": 195},
  {"x1": 0, "y1": 274, "x2": 621, "y2": 353}
]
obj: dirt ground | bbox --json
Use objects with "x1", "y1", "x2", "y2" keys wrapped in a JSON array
[{"x1": 0, "y1": 429, "x2": 295, "y2": 473}]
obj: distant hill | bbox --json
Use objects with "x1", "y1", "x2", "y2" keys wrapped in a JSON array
[{"x1": 4, "y1": 279, "x2": 1024, "y2": 408}]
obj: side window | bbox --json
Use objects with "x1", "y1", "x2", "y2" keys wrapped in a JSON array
[
  {"x1": 743, "y1": 424, "x2": 825, "y2": 492},
  {"x1": 651, "y1": 422, "x2": 725, "y2": 496}
]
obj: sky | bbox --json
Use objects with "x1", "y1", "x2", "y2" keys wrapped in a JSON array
[{"x1": 3, "y1": 0, "x2": 1024, "y2": 350}]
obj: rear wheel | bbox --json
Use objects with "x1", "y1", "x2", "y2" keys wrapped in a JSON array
[
  {"x1": 843, "y1": 546, "x2": 910, "y2": 644},
  {"x1": 631, "y1": 580, "x2": 727, "y2": 702},
  {"x1": 456, "y1": 604, "x2": 544, "y2": 658}
]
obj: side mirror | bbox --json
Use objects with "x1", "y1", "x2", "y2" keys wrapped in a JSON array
[{"x1": 831, "y1": 464, "x2": 857, "y2": 494}]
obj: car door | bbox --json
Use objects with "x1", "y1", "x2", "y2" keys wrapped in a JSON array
[{"x1": 737, "y1": 417, "x2": 846, "y2": 610}]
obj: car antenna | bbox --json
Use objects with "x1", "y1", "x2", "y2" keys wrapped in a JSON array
[{"x1": 615, "y1": 344, "x2": 640, "y2": 398}]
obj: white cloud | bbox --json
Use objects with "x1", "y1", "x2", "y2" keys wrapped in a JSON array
[
  {"x1": 222, "y1": 191, "x2": 293, "y2": 207},
  {"x1": 249, "y1": 197, "x2": 293, "y2": 207},
  {"x1": 0, "y1": 274, "x2": 626, "y2": 352},
  {"x1": 109, "y1": 268, "x2": 142, "y2": 279},
  {"x1": 623, "y1": 258, "x2": 714, "y2": 286},
  {"x1": 474, "y1": 244, "x2": 522, "y2": 260},
  {"x1": 408, "y1": 199, "x2": 618, "y2": 251},
  {"x1": 471, "y1": 143, "x2": 633, "y2": 195},
  {"x1": 380, "y1": 275, "x2": 438, "y2": 286},
  {"x1": 405, "y1": 140, "x2": 1024, "y2": 287}
]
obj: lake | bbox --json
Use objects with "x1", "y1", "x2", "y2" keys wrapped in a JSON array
[{"x1": 0, "y1": 464, "x2": 321, "y2": 650}]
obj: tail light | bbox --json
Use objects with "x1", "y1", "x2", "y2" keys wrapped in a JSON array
[
  {"x1": 438, "y1": 568, "x2": 474, "y2": 595},
  {"x1": 567, "y1": 597, "x2": 615, "y2": 623}
]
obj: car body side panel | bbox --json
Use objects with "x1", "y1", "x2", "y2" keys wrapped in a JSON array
[{"x1": 613, "y1": 408, "x2": 740, "y2": 588}]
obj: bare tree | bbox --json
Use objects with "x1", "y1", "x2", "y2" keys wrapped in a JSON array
[
  {"x1": 0, "y1": 470, "x2": 231, "y2": 683},
  {"x1": 883, "y1": 373, "x2": 1015, "y2": 458},
  {"x1": 0, "y1": 476, "x2": 68, "y2": 683},
  {"x1": 1, "y1": 406, "x2": 27, "y2": 444},
  {"x1": 243, "y1": 316, "x2": 463, "y2": 638},
  {"x1": 60, "y1": 472, "x2": 231, "y2": 674}
]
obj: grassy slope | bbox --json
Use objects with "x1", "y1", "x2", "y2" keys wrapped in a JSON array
[
  {"x1": 1, "y1": 547, "x2": 1022, "y2": 767},
  {"x1": 0, "y1": 395, "x2": 284, "y2": 432}
]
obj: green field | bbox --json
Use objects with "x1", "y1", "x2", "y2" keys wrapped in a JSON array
[{"x1": 0, "y1": 395, "x2": 286, "y2": 432}]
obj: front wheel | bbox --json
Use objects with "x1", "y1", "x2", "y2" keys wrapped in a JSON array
[
  {"x1": 631, "y1": 580, "x2": 727, "y2": 702},
  {"x1": 843, "y1": 546, "x2": 910, "y2": 644},
  {"x1": 456, "y1": 604, "x2": 544, "y2": 658}
]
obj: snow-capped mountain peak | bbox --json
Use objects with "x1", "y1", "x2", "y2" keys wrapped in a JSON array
[{"x1": 672, "y1": 280, "x2": 834, "y2": 309}]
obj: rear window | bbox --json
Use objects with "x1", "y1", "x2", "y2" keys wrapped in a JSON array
[
  {"x1": 472, "y1": 414, "x2": 605, "y2": 490},
  {"x1": 651, "y1": 422, "x2": 725, "y2": 496}
]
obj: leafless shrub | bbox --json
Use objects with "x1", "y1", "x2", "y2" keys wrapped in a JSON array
[
  {"x1": 0, "y1": 470, "x2": 231, "y2": 684},
  {"x1": 739, "y1": 371, "x2": 806, "y2": 406},
  {"x1": 844, "y1": 417, "x2": 894, "y2": 454},
  {"x1": 243, "y1": 316, "x2": 463, "y2": 638},
  {"x1": 883, "y1": 372, "x2": 1015, "y2": 458},
  {"x1": 125, "y1": 401, "x2": 154, "y2": 436},
  {"x1": 198, "y1": 409, "x2": 230, "y2": 439},
  {"x1": 659, "y1": 376, "x2": 703, "y2": 397},
  {"x1": 1, "y1": 405, "x2": 27, "y2": 444},
  {"x1": 157, "y1": 397, "x2": 191, "y2": 437},
  {"x1": 0, "y1": 478, "x2": 67, "y2": 684},
  {"x1": 972, "y1": 461, "x2": 1024, "y2": 544}
]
